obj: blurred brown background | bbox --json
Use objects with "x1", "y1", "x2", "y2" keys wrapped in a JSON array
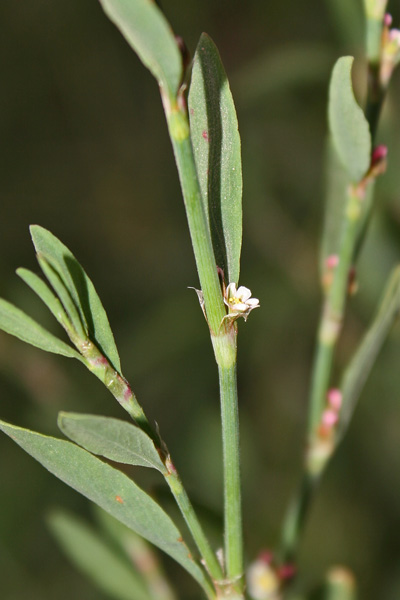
[{"x1": 1, "y1": 0, "x2": 400, "y2": 598}]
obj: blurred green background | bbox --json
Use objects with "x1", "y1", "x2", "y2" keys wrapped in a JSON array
[{"x1": 1, "y1": 0, "x2": 400, "y2": 598}]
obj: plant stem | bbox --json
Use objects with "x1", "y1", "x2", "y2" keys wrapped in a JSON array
[
  {"x1": 163, "y1": 96, "x2": 245, "y2": 594},
  {"x1": 165, "y1": 102, "x2": 226, "y2": 335},
  {"x1": 280, "y1": 472, "x2": 316, "y2": 564},
  {"x1": 280, "y1": 185, "x2": 364, "y2": 565},
  {"x1": 365, "y1": 14, "x2": 385, "y2": 143},
  {"x1": 219, "y1": 362, "x2": 243, "y2": 592},
  {"x1": 308, "y1": 191, "x2": 361, "y2": 439},
  {"x1": 165, "y1": 461, "x2": 225, "y2": 585}
]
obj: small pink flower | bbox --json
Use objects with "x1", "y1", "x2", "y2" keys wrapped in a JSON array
[
  {"x1": 327, "y1": 388, "x2": 343, "y2": 412},
  {"x1": 322, "y1": 409, "x2": 338, "y2": 428}
]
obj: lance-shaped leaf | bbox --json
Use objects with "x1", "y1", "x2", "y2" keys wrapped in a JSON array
[
  {"x1": 48, "y1": 509, "x2": 152, "y2": 600},
  {"x1": 338, "y1": 266, "x2": 400, "y2": 439},
  {"x1": 0, "y1": 299, "x2": 82, "y2": 360},
  {"x1": 30, "y1": 226, "x2": 121, "y2": 372},
  {"x1": 189, "y1": 33, "x2": 242, "y2": 284},
  {"x1": 58, "y1": 412, "x2": 167, "y2": 474},
  {"x1": 0, "y1": 420, "x2": 211, "y2": 595},
  {"x1": 37, "y1": 254, "x2": 88, "y2": 342},
  {"x1": 328, "y1": 56, "x2": 371, "y2": 182},
  {"x1": 17, "y1": 268, "x2": 71, "y2": 331},
  {"x1": 98, "y1": 0, "x2": 182, "y2": 101}
]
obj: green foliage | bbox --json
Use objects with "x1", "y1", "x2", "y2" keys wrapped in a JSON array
[
  {"x1": 0, "y1": 298, "x2": 82, "y2": 360},
  {"x1": 17, "y1": 267, "x2": 71, "y2": 330},
  {"x1": 328, "y1": 57, "x2": 371, "y2": 182},
  {"x1": 30, "y1": 226, "x2": 121, "y2": 372},
  {"x1": 189, "y1": 33, "x2": 242, "y2": 284},
  {"x1": 98, "y1": 0, "x2": 182, "y2": 101},
  {"x1": 48, "y1": 509, "x2": 152, "y2": 600},
  {"x1": 0, "y1": 419, "x2": 211, "y2": 595},
  {"x1": 58, "y1": 412, "x2": 167, "y2": 473},
  {"x1": 339, "y1": 266, "x2": 400, "y2": 439}
]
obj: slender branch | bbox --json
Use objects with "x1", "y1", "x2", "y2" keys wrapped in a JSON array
[
  {"x1": 165, "y1": 101, "x2": 226, "y2": 335},
  {"x1": 308, "y1": 189, "x2": 361, "y2": 440},
  {"x1": 280, "y1": 472, "x2": 317, "y2": 564},
  {"x1": 280, "y1": 184, "x2": 367, "y2": 565},
  {"x1": 165, "y1": 460, "x2": 225, "y2": 585},
  {"x1": 219, "y1": 361, "x2": 243, "y2": 593}
]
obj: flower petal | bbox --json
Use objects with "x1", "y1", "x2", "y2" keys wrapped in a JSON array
[
  {"x1": 236, "y1": 286, "x2": 252, "y2": 302},
  {"x1": 246, "y1": 298, "x2": 260, "y2": 308},
  {"x1": 231, "y1": 302, "x2": 249, "y2": 313}
]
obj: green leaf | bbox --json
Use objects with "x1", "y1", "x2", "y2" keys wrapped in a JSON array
[
  {"x1": 48, "y1": 509, "x2": 152, "y2": 600},
  {"x1": 0, "y1": 420, "x2": 210, "y2": 594},
  {"x1": 0, "y1": 299, "x2": 81, "y2": 360},
  {"x1": 37, "y1": 254, "x2": 88, "y2": 342},
  {"x1": 320, "y1": 138, "x2": 351, "y2": 273},
  {"x1": 98, "y1": 0, "x2": 182, "y2": 101},
  {"x1": 189, "y1": 33, "x2": 242, "y2": 284},
  {"x1": 58, "y1": 412, "x2": 167, "y2": 474},
  {"x1": 16, "y1": 268, "x2": 71, "y2": 330},
  {"x1": 328, "y1": 56, "x2": 371, "y2": 182},
  {"x1": 30, "y1": 226, "x2": 121, "y2": 372},
  {"x1": 338, "y1": 266, "x2": 400, "y2": 439}
]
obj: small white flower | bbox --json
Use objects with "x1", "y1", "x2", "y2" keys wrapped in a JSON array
[{"x1": 224, "y1": 283, "x2": 260, "y2": 322}]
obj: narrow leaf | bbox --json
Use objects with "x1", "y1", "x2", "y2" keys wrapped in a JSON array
[
  {"x1": 37, "y1": 255, "x2": 88, "y2": 341},
  {"x1": 58, "y1": 412, "x2": 167, "y2": 474},
  {"x1": 98, "y1": 0, "x2": 182, "y2": 101},
  {"x1": 338, "y1": 266, "x2": 400, "y2": 438},
  {"x1": 189, "y1": 33, "x2": 242, "y2": 284},
  {"x1": 328, "y1": 56, "x2": 371, "y2": 182},
  {"x1": 48, "y1": 509, "x2": 152, "y2": 600},
  {"x1": 0, "y1": 299, "x2": 81, "y2": 360},
  {"x1": 30, "y1": 226, "x2": 121, "y2": 372},
  {"x1": 0, "y1": 420, "x2": 210, "y2": 594},
  {"x1": 17, "y1": 268, "x2": 70, "y2": 330}
]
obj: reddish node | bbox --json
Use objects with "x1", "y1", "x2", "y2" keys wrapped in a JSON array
[
  {"x1": 278, "y1": 563, "x2": 296, "y2": 580},
  {"x1": 372, "y1": 145, "x2": 388, "y2": 165}
]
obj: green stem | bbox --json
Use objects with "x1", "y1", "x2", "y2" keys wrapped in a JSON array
[
  {"x1": 280, "y1": 186, "x2": 363, "y2": 565},
  {"x1": 219, "y1": 362, "x2": 243, "y2": 592},
  {"x1": 165, "y1": 103, "x2": 226, "y2": 336},
  {"x1": 308, "y1": 190, "x2": 360, "y2": 439},
  {"x1": 280, "y1": 472, "x2": 317, "y2": 564},
  {"x1": 166, "y1": 461, "x2": 224, "y2": 585},
  {"x1": 82, "y1": 342, "x2": 220, "y2": 594}
]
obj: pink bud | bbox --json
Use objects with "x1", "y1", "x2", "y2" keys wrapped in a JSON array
[
  {"x1": 372, "y1": 145, "x2": 388, "y2": 164},
  {"x1": 258, "y1": 550, "x2": 273, "y2": 564},
  {"x1": 322, "y1": 409, "x2": 338, "y2": 428},
  {"x1": 327, "y1": 388, "x2": 342, "y2": 412},
  {"x1": 389, "y1": 29, "x2": 400, "y2": 44},
  {"x1": 384, "y1": 13, "x2": 393, "y2": 27},
  {"x1": 325, "y1": 254, "x2": 339, "y2": 269},
  {"x1": 278, "y1": 563, "x2": 296, "y2": 580}
]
